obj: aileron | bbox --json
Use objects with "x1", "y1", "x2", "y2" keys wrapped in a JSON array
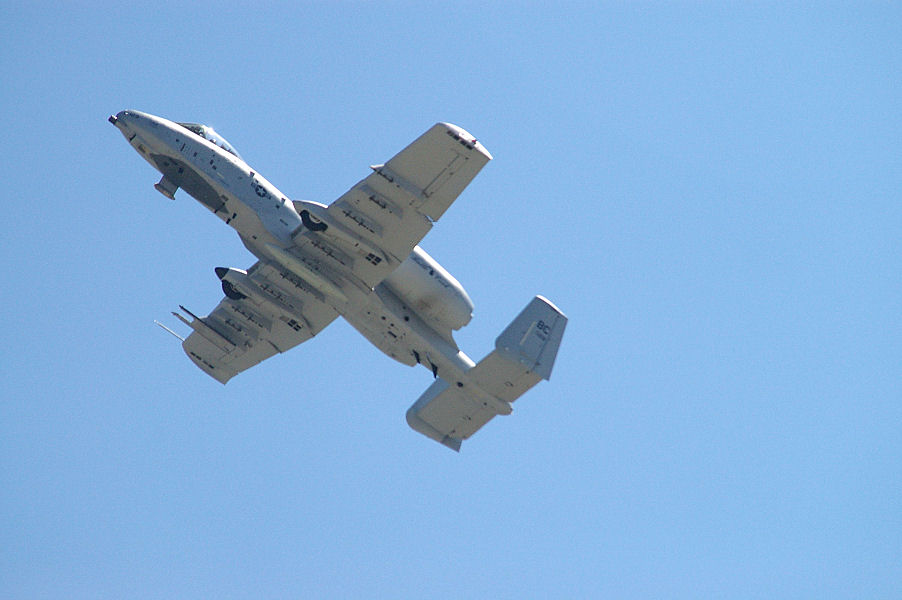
[{"x1": 321, "y1": 122, "x2": 490, "y2": 289}]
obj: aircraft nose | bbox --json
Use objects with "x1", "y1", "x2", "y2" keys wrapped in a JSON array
[
  {"x1": 110, "y1": 109, "x2": 137, "y2": 125},
  {"x1": 109, "y1": 110, "x2": 164, "y2": 144},
  {"x1": 111, "y1": 109, "x2": 157, "y2": 127},
  {"x1": 109, "y1": 109, "x2": 133, "y2": 130}
]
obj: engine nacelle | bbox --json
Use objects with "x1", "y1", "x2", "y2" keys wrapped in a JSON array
[{"x1": 383, "y1": 246, "x2": 473, "y2": 332}]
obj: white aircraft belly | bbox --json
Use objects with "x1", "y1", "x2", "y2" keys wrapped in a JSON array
[{"x1": 112, "y1": 111, "x2": 567, "y2": 451}]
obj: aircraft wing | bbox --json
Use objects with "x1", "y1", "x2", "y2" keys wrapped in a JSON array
[
  {"x1": 177, "y1": 261, "x2": 338, "y2": 383},
  {"x1": 292, "y1": 123, "x2": 492, "y2": 291}
]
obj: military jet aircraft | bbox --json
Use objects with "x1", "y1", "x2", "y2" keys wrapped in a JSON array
[{"x1": 110, "y1": 110, "x2": 566, "y2": 450}]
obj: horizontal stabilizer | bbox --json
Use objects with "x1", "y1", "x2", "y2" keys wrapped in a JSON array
[
  {"x1": 407, "y1": 379, "x2": 472, "y2": 452},
  {"x1": 406, "y1": 296, "x2": 567, "y2": 450}
]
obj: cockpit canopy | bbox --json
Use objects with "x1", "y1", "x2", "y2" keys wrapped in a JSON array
[{"x1": 177, "y1": 122, "x2": 242, "y2": 160}]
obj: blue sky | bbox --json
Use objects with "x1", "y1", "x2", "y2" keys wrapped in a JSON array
[{"x1": 2, "y1": 3, "x2": 900, "y2": 598}]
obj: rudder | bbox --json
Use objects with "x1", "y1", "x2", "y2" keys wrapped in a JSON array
[{"x1": 494, "y1": 295, "x2": 567, "y2": 381}]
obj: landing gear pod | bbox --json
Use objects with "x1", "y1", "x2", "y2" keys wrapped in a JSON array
[{"x1": 154, "y1": 175, "x2": 178, "y2": 200}]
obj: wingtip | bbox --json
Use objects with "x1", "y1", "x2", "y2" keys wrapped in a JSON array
[
  {"x1": 439, "y1": 122, "x2": 493, "y2": 161},
  {"x1": 441, "y1": 436, "x2": 463, "y2": 452}
]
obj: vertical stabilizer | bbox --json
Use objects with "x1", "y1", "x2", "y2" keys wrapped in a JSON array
[{"x1": 494, "y1": 295, "x2": 567, "y2": 381}]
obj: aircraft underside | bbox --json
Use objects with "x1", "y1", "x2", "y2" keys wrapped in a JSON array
[{"x1": 110, "y1": 110, "x2": 567, "y2": 450}]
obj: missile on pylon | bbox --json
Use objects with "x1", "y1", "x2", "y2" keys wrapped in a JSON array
[{"x1": 214, "y1": 266, "x2": 314, "y2": 330}]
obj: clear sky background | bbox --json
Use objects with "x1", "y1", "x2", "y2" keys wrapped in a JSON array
[{"x1": 2, "y1": 3, "x2": 900, "y2": 598}]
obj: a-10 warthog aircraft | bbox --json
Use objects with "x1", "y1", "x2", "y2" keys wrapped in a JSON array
[{"x1": 110, "y1": 110, "x2": 566, "y2": 450}]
